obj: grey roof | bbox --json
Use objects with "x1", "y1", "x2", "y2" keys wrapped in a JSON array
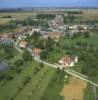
[{"x1": 0, "y1": 62, "x2": 8, "y2": 71}]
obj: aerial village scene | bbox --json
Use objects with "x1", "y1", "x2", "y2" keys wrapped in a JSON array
[{"x1": 0, "y1": 0, "x2": 98, "y2": 100}]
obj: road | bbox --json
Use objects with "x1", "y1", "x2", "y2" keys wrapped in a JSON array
[
  {"x1": 93, "y1": 85, "x2": 97, "y2": 100},
  {"x1": 14, "y1": 43, "x2": 98, "y2": 87},
  {"x1": 34, "y1": 58, "x2": 98, "y2": 87}
]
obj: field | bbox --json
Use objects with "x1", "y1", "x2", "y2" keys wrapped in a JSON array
[
  {"x1": 0, "y1": 61, "x2": 55, "y2": 100},
  {"x1": 0, "y1": 18, "x2": 12, "y2": 24},
  {"x1": 83, "y1": 84, "x2": 95, "y2": 100},
  {"x1": 0, "y1": 12, "x2": 37, "y2": 25},
  {"x1": 0, "y1": 9, "x2": 98, "y2": 25},
  {"x1": 0, "y1": 12, "x2": 37, "y2": 19},
  {"x1": 60, "y1": 34, "x2": 98, "y2": 48},
  {"x1": 0, "y1": 9, "x2": 98, "y2": 100},
  {"x1": 60, "y1": 77, "x2": 87, "y2": 100},
  {"x1": 81, "y1": 9, "x2": 98, "y2": 20}
]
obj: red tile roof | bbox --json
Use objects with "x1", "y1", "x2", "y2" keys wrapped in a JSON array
[
  {"x1": 32, "y1": 48, "x2": 42, "y2": 54},
  {"x1": 60, "y1": 55, "x2": 74, "y2": 65}
]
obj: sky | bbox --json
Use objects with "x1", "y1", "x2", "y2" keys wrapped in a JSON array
[{"x1": 0, "y1": 0, "x2": 98, "y2": 8}]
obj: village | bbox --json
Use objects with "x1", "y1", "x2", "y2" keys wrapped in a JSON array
[
  {"x1": 0, "y1": 11, "x2": 98, "y2": 100},
  {"x1": 0, "y1": 14, "x2": 92, "y2": 69}
]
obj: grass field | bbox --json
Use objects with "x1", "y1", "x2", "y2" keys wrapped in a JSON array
[
  {"x1": 0, "y1": 59, "x2": 57, "y2": 100},
  {"x1": 15, "y1": 66, "x2": 55, "y2": 100},
  {"x1": 0, "y1": 9, "x2": 98, "y2": 25},
  {"x1": 0, "y1": 12, "x2": 37, "y2": 25},
  {"x1": 83, "y1": 84, "x2": 95, "y2": 100},
  {"x1": 60, "y1": 34, "x2": 98, "y2": 48},
  {"x1": 0, "y1": 61, "x2": 37, "y2": 100},
  {"x1": 0, "y1": 12, "x2": 36, "y2": 19},
  {"x1": 81, "y1": 9, "x2": 98, "y2": 20},
  {"x1": 0, "y1": 18, "x2": 12, "y2": 24},
  {"x1": 40, "y1": 69, "x2": 67, "y2": 100}
]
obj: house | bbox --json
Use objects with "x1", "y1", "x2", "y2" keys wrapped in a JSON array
[
  {"x1": 30, "y1": 28, "x2": 40, "y2": 36},
  {"x1": 18, "y1": 40, "x2": 28, "y2": 48},
  {"x1": 69, "y1": 25, "x2": 78, "y2": 30},
  {"x1": 16, "y1": 27, "x2": 28, "y2": 33},
  {"x1": 0, "y1": 62, "x2": 8, "y2": 72},
  {"x1": 48, "y1": 32, "x2": 61, "y2": 40},
  {"x1": 59, "y1": 55, "x2": 78, "y2": 69},
  {"x1": 39, "y1": 28, "x2": 52, "y2": 39},
  {"x1": 79, "y1": 25, "x2": 88, "y2": 30},
  {"x1": 32, "y1": 48, "x2": 42, "y2": 59},
  {"x1": 0, "y1": 34, "x2": 14, "y2": 45},
  {"x1": 17, "y1": 34, "x2": 27, "y2": 40}
]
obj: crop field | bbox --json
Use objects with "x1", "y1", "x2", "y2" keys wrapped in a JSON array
[
  {"x1": 0, "y1": 60, "x2": 57, "y2": 100},
  {"x1": 81, "y1": 9, "x2": 98, "y2": 20},
  {"x1": 0, "y1": 18, "x2": 12, "y2": 24},
  {"x1": 0, "y1": 12, "x2": 37, "y2": 25},
  {"x1": 60, "y1": 77, "x2": 87, "y2": 100},
  {"x1": 0, "y1": 9, "x2": 98, "y2": 25},
  {"x1": 0, "y1": 12, "x2": 37, "y2": 19}
]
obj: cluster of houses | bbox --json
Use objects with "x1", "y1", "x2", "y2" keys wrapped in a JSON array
[
  {"x1": 0, "y1": 26, "x2": 32, "y2": 45},
  {"x1": 1, "y1": 15, "x2": 91, "y2": 69},
  {"x1": 0, "y1": 33, "x2": 14, "y2": 45}
]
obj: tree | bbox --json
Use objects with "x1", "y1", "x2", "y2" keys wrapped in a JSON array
[
  {"x1": 22, "y1": 76, "x2": 31, "y2": 86},
  {"x1": 12, "y1": 59, "x2": 24, "y2": 73},
  {"x1": 39, "y1": 63, "x2": 44, "y2": 68},
  {"x1": 67, "y1": 14, "x2": 75, "y2": 23},
  {"x1": 84, "y1": 31, "x2": 90, "y2": 38},
  {"x1": 2, "y1": 45, "x2": 14, "y2": 59},
  {"x1": 14, "y1": 59, "x2": 23, "y2": 67},
  {"x1": 32, "y1": 31, "x2": 41, "y2": 42},
  {"x1": 22, "y1": 50, "x2": 32, "y2": 61},
  {"x1": 45, "y1": 37, "x2": 55, "y2": 51},
  {"x1": 36, "y1": 14, "x2": 55, "y2": 19},
  {"x1": 36, "y1": 39, "x2": 44, "y2": 49},
  {"x1": 40, "y1": 50, "x2": 48, "y2": 60}
]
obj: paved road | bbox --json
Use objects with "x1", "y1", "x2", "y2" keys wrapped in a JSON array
[
  {"x1": 66, "y1": 69, "x2": 88, "y2": 78},
  {"x1": 14, "y1": 44, "x2": 98, "y2": 87}
]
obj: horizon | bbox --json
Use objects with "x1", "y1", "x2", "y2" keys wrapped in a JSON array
[{"x1": 0, "y1": 0, "x2": 98, "y2": 9}]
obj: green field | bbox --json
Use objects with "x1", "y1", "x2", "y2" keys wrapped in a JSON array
[
  {"x1": 0, "y1": 12, "x2": 36, "y2": 19},
  {"x1": 0, "y1": 18, "x2": 12, "y2": 24},
  {"x1": 15, "y1": 65, "x2": 55, "y2": 100},
  {"x1": 0, "y1": 59, "x2": 66, "y2": 100},
  {"x1": 84, "y1": 84, "x2": 95, "y2": 100},
  {"x1": 0, "y1": 12, "x2": 37, "y2": 25},
  {"x1": 60, "y1": 34, "x2": 98, "y2": 48}
]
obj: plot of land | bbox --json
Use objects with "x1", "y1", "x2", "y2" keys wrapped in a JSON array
[
  {"x1": 0, "y1": 12, "x2": 37, "y2": 25},
  {"x1": 60, "y1": 77, "x2": 87, "y2": 100},
  {"x1": 0, "y1": 12, "x2": 36, "y2": 19}
]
